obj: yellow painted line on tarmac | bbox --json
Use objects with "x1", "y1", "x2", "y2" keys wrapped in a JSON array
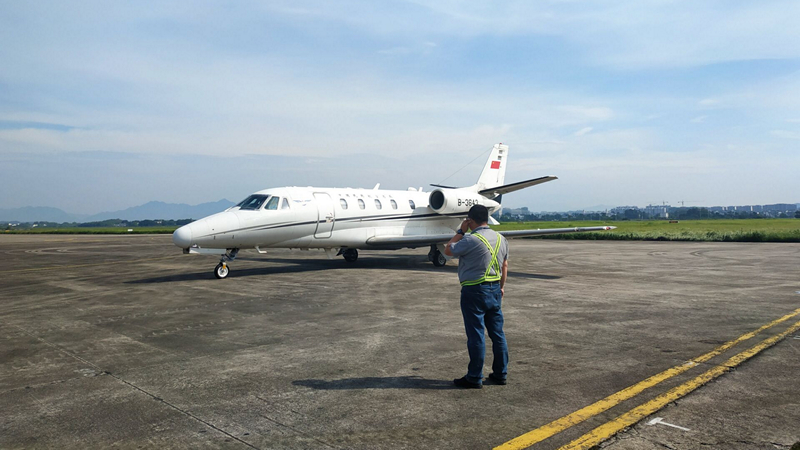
[
  {"x1": 559, "y1": 319, "x2": 800, "y2": 450},
  {"x1": 494, "y1": 308, "x2": 800, "y2": 450},
  {"x1": 6, "y1": 255, "x2": 182, "y2": 273}
]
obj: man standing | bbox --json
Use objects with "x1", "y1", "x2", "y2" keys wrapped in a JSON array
[{"x1": 445, "y1": 205, "x2": 509, "y2": 389}]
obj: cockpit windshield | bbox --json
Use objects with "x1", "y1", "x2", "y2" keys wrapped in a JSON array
[
  {"x1": 237, "y1": 194, "x2": 269, "y2": 210},
  {"x1": 264, "y1": 196, "x2": 280, "y2": 210}
]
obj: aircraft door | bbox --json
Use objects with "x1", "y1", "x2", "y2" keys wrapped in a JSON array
[{"x1": 313, "y1": 192, "x2": 335, "y2": 238}]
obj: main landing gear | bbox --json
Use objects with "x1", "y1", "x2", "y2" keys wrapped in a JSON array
[
  {"x1": 341, "y1": 248, "x2": 359, "y2": 263},
  {"x1": 428, "y1": 245, "x2": 447, "y2": 267},
  {"x1": 214, "y1": 249, "x2": 239, "y2": 279}
]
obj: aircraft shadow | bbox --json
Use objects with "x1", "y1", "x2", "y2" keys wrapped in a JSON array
[
  {"x1": 293, "y1": 376, "x2": 456, "y2": 390},
  {"x1": 127, "y1": 256, "x2": 560, "y2": 284}
]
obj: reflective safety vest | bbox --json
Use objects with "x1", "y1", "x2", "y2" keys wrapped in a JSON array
[{"x1": 460, "y1": 232, "x2": 503, "y2": 287}]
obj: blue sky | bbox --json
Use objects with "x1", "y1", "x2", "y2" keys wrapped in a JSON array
[{"x1": 1, "y1": 1, "x2": 799, "y2": 214}]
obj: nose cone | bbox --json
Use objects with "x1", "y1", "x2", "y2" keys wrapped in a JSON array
[{"x1": 173, "y1": 225, "x2": 193, "y2": 248}]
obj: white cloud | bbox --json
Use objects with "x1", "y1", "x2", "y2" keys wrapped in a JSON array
[
  {"x1": 1, "y1": 1, "x2": 798, "y2": 211},
  {"x1": 770, "y1": 130, "x2": 800, "y2": 140},
  {"x1": 351, "y1": 1, "x2": 800, "y2": 68}
]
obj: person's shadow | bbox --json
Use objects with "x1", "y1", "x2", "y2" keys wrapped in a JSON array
[{"x1": 293, "y1": 376, "x2": 457, "y2": 390}]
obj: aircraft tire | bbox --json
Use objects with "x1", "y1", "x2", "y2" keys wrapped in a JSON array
[
  {"x1": 432, "y1": 250, "x2": 447, "y2": 267},
  {"x1": 343, "y1": 249, "x2": 358, "y2": 262},
  {"x1": 214, "y1": 263, "x2": 230, "y2": 279}
]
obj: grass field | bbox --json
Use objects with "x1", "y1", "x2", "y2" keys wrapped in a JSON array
[
  {"x1": 4, "y1": 219, "x2": 800, "y2": 242},
  {"x1": 495, "y1": 219, "x2": 800, "y2": 242}
]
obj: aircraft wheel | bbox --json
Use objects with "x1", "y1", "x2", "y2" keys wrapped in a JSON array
[
  {"x1": 432, "y1": 250, "x2": 447, "y2": 267},
  {"x1": 343, "y1": 249, "x2": 358, "y2": 262},
  {"x1": 214, "y1": 263, "x2": 230, "y2": 279}
]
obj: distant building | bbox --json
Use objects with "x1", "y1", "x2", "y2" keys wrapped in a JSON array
[
  {"x1": 763, "y1": 203, "x2": 796, "y2": 212},
  {"x1": 644, "y1": 204, "x2": 670, "y2": 219},
  {"x1": 499, "y1": 202, "x2": 797, "y2": 220},
  {"x1": 704, "y1": 203, "x2": 796, "y2": 218},
  {"x1": 610, "y1": 206, "x2": 639, "y2": 215},
  {"x1": 502, "y1": 207, "x2": 530, "y2": 219}
]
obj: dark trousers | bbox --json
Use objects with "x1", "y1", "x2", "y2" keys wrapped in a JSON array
[{"x1": 460, "y1": 282, "x2": 508, "y2": 383}]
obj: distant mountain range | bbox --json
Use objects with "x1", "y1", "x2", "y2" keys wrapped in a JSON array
[
  {"x1": 0, "y1": 199, "x2": 235, "y2": 223},
  {"x1": 0, "y1": 206, "x2": 83, "y2": 223}
]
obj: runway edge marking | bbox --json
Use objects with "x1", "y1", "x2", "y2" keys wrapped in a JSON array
[
  {"x1": 559, "y1": 318, "x2": 800, "y2": 450},
  {"x1": 494, "y1": 308, "x2": 800, "y2": 450}
]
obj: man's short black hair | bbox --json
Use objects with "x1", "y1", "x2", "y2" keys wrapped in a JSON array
[{"x1": 468, "y1": 205, "x2": 489, "y2": 224}]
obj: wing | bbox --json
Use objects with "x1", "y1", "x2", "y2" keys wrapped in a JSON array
[
  {"x1": 365, "y1": 226, "x2": 616, "y2": 249},
  {"x1": 498, "y1": 226, "x2": 615, "y2": 238},
  {"x1": 366, "y1": 233, "x2": 454, "y2": 249}
]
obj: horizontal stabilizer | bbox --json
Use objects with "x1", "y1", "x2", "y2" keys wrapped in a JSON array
[
  {"x1": 479, "y1": 176, "x2": 557, "y2": 197},
  {"x1": 365, "y1": 226, "x2": 616, "y2": 248},
  {"x1": 429, "y1": 184, "x2": 457, "y2": 189}
]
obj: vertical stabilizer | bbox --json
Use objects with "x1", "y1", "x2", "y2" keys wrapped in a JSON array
[{"x1": 475, "y1": 143, "x2": 508, "y2": 192}]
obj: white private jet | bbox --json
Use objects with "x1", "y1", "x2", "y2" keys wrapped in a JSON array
[{"x1": 172, "y1": 144, "x2": 614, "y2": 278}]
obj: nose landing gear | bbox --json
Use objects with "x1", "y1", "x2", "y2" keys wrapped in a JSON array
[
  {"x1": 214, "y1": 262, "x2": 229, "y2": 279},
  {"x1": 213, "y1": 249, "x2": 239, "y2": 279}
]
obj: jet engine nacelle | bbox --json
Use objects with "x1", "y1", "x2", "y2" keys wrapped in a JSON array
[{"x1": 428, "y1": 188, "x2": 500, "y2": 215}]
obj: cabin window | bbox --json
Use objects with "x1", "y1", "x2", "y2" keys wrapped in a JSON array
[
  {"x1": 281, "y1": 198, "x2": 290, "y2": 210},
  {"x1": 358, "y1": 199, "x2": 365, "y2": 209},
  {"x1": 409, "y1": 200, "x2": 416, "y2": 210},
  {"x1": 375, "y1": 199, "x2": 382, "y2": 210},
  {"x1": 265, "y1": 196, "x2": 280, "y2": 210},
  {"x1": 390, "y1": 199, "x2": 398, "y2": 209},
  {"x1": 237, "y1": 194, "x2": 268, "y2": 210},
  {"x1": 340, "y1": 199, "x2": 348, "y2": 210}
]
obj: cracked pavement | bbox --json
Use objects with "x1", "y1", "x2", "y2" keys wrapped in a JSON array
[{"x1": 1, "y1": 235, "x2": 799, "y2": 449}]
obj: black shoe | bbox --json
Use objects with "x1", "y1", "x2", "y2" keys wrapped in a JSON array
[
  {"x1": 488, "y1": 373, "x2": 507, "y2": 385},
  {"x1": 453, "y1": 376, "x2": 482, "y2": 389}
]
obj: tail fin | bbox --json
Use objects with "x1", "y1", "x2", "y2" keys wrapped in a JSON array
[{"x1": 475, "y1": 143, "x2": 508, "y2": 192}]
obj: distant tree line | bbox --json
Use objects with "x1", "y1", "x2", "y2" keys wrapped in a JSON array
[
  {"x1": 500, "y1": 207, "x2": 800, "y2": 222},
  {"x1": 75, "y1": 218, "x2": 194, "y2": 228},
  {"x1": 5, "y1": 218, "x2": 194, "y2": 229}
]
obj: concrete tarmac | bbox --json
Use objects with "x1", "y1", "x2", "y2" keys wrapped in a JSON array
[{"x1": 1, "y1": 235, "x2": 798, "y2": 449}]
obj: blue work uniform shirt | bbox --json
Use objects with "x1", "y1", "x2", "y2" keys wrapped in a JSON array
[{"x1": 449, "y1": 226, "x2": 509, "y2": 285}]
